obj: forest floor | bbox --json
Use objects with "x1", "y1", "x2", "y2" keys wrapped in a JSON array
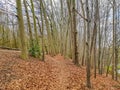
[{"x1": 0, "y1": 49, "x2": 120, "y2": 90}]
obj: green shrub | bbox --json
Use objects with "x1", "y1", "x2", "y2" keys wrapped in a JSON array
[{"x1": 29, "y1": 41, "x2": 41, "y2": 58}]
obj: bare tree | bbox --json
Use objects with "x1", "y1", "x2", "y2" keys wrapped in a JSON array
[
  {"x1": 85, "y1": 0, "x2": 91, "y2": 88},
  {"x1": 16, "y1": 0, "x2": 28, "y2": 59}
]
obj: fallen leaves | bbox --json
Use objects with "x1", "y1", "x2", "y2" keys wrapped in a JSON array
[{"x1": 0, "y1": 49, "x2": 120, "y2": 90}]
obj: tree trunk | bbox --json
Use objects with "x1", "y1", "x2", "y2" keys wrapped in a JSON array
[
  {"x1": 85, "y1": 0, "x2": 91, "y2": 88},
  {"x1": 30, "y1": 0, "x2": 39, "y2": 43},
  {"x1": 16, "y1": 0, "x2": 28, "y2": 59},
  {"x1": 72, "y1": 0, "x2": 79, "y2": 66},
  {"x1": 23, "y1": 0, "x2": 33, "y2": 46}
]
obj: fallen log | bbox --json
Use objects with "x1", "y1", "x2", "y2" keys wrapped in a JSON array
[{"x1": 0, "y1": 46, "x2": 20, "y2": 51}]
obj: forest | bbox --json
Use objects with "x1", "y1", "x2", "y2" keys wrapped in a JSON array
[{"x1": 0, "y1": 0, "x2": 120, "y2": 90}]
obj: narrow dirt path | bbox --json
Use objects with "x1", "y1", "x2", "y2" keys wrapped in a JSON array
[
  {"x1": 46, "y1": 55, "x2": 70, "y2": 90},
  {"x1": 52, "y1": 58, "x2": 70, "y2": 90},
  {"x1": 57, "y1": 60, "x2": 69, "y2": 90}
]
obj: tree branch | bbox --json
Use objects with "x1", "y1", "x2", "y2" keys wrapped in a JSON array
[{"x1": 74, "y1": 9, "x2": 88, "y2": 22}]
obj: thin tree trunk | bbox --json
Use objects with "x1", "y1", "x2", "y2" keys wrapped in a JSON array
[
  {"x1": 23, "y1": 0, "x2": 33, "y2": 46},
  {"x1": 72, "y1": 0, "x2": 79, "y2": 66},
  {"x1": 85, "y1": 0, "x2": 91, "y2": 88},
  {"x1": 30, "y1": 0, "x2": 39, "y2": 43}
]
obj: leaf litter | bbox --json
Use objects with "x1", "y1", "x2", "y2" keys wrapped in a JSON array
[{"x1": 0, "y1": 49, "x2": 120, "y2": 90}]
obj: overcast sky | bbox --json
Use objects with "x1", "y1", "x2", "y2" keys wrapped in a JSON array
[{"x1": 0, "y1": 0, "x2": 59, "y2": 14}]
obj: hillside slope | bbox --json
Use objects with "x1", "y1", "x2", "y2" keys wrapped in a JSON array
[{"x1": 0, "y1": 49, "x2": 120, "y2": 90}]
